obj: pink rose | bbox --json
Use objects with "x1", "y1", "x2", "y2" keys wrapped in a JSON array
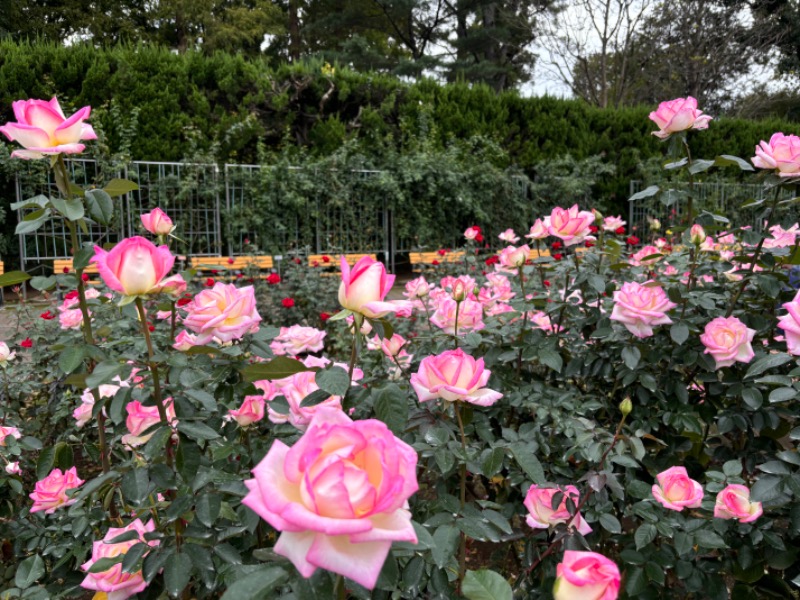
[
  {"x1": 546, "y1": 205, "x2": 595, "y2": 246},
  {"x1": 602, "y1": 216, "x2": 625, "y2": 232},
  {"x1": 430, "y1": 297, "x2": 484, "y2": 335},
  {"x1": 440, "y1": 275, "x2": 477, "y2": 297},
  {"x1": 498, "y1": 245, "x2": 530, "y2": 269},
  {"x1": 651, "y1": 466, "x2": 703, "y2": 511},
  {"x1": 464, "y1": 226, "x2": 480, "y2": 240},
  {"x1": 227, "y1": 394, "x2": 266, "y2": 427},
  {"x1": 80, "y1": 518, "x2": 159, "y2": 599},
  {"x1": 713, "y1": 484, "x2": 763, "y2": 523},
  {"x1": 243, "y1": 407, "x2": 419, "y2": 590},
  {"x1": 498, "y1": 228, "x2": 520, "y2": 243},
  {"x1": 649, "y1": 96, "x2": 712, "y2": 139},
  {"x1": 0, "y1": 425, "x2": 22, "y2": 446},
  {"x1": 411, "y1": 348, "x2": 502, "y2": 406},
  {"x1": 0, "y1": 97, "x2": 97, "y2": 159},
  {"x1": 530, "y1": 311, "x2": 559, "y2": 333},
  {"x1": 270, "y1": 325, "x2": 326, "y2": 356},
  {"x1": 689, "y1": 224, "x2": 706, "y2": 245},
  {"x1": 554, "y1": 551, "x2": 621, "y2": 600},
  {"x1": 629, "y1": 245, "x2": 662, "y2": 267},
  {"x1": 5, "y1": 462, "x2": 20, "y2": 475},
  {"x1": 717, "y1": 232, "x2": 735, "y2": 245},
  {"x1": 371, "y1": 333, "x2": 408, "y2": 357},
  {"x1": 338, "y1": 256, "x2": 396, "y2": 318},
  {"x1": 752, "y1": 132, "x2": 800, "y2": 177},
  {"x1": 778, "y1": 290, "x2": 800, "y2": 354},
  {"x1": 73, "y1": 385, "x2": 118, "y2": 428},
  {"x1": 524, "y1": 485, "x2": 592, "y2": 535},
  {"x1": 764, "y1": 223, "x2": 799, "y2": 248},
  {"x1": 122, "y1": 400, "x2": 178, "y2": 447},
  {"x1": 172, "y1": 330, "x2": 199, "y2": 351},
  {"x1": 610, "y1": 281, "x2": 676, "y2": 338},
  {"x1": 91, "y1": 236, "x2": 176, "y2": 296},
  {"x1": 0, "y1": 341, "x2": 16, "y2": 364},
  {"x1": 404, "y1": 276, "x2": 430, "y2": 299},
  {"x1": 700, "y1": 316, "x2": 755, "y2": 369},
  {"x1": 183, "y1": 283, "x2": 261, "y2": 344},
  {"x1": 526, "y1": 219, "x2": 549, "y2": 240},
  {"x1": 59, "y1": 307, "x2": 85, "y2": 330},
  {"x1": 268, "y1": 371, "x2": 344, "y2": 430},
  {"x1": 140, "y1": 208, "x2": 175, "y2": 236},
  {"x1": 29, "y1": 467, "x2": 85, "y2": 513}
]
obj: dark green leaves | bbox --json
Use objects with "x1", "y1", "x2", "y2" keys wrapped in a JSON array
[{"x1": 240, "y1": 357, "x2": 310, "y2": 382}]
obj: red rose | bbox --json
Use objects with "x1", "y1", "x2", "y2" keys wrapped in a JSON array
[
  {"x1": 543, "y1": 280, "x2": 551, "y2": 287},
  {"x1": 205, "y1": 278, "x2": 215, "y2": 287},
  {"x1": 551, "y1": 241, "x2": 563, "y2": 250},
  {"x1": 40, "y1": 310, "x2": 55, "y2": 320},
  {"x1": 177, "y1": 296, "x2": 192, "y2": 307},
  {"x1": 627, "y1": 236, "x2": 640, "y2": 245},
  {"x1": 148, "y1": 324, "x2": 155, "y2": 332},
  {"x1": 62, "y1": 267, "x2": 70, "y2": 274},
  {"x1": 20, "y1": 338, "x2": 32, "y2": 348},
  {"x1": 589, "y1": 225, "x2": 599, "y2": 233},
  {"x1": 485, "y1": 255, "x2": 499, "y2": 266},
  {"x1": 293, "y1": 258, "x2": 302, "y2": 264},
  {"x1": 475, "y1": 233, "x2": 484, "y2": 242},
  {"x1": 553, "y1": 253, "x2": 563, "y2": 260},
  {"x1": 312, "y1": 261, "x2": 319, "y2": 267},
  {"x1": 615, "y1": 226, "x2": 626, "y2": 235},
  {"x1": 282, "y1": 298, "x2": 295, "y2": 308},
  {"x1": 320, "y1": 312, "x2": 331, "y2": 321},
  {"x1": 65, "y1": 291, "x2": 79, "y2": 301},
  {"x1": 227, "y1": 257, "x2": 235, "y2": 265},
  {"x1": 322, "y1": 255, "x2": 331, "y2": 263},
  {"x1": 437, "y1": 249, "x2": 447, "y2": 256},
  {"x1": 244, "y1": 238, "x2": 250, "y2": 245},
  {"x1": 267, "y1": 273, "x2": 281, "y2": 285},
  {"x1": 211, "y1": 270, "x2": 219, "y2": 275},
  {"x1": 585, "y1": 241, "x2": 595, "y2": 248},
  {"x1": 81, "y1": 273, "x2": 89, "y2": 282},
  {"x1": 432, "y1": 260, "x2": 440, "y2": 266}
]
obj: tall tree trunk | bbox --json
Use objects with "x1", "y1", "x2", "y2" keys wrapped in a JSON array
[{"x1": 289, "y1": 0, "x2": 301, "y2": 61}]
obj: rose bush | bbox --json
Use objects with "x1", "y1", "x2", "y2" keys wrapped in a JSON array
[{"x1": 1, "y1": 94, "x2": 800, "y2": 600}]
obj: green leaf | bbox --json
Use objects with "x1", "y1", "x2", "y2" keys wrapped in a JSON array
[
  {"x1": 635, "y1": 523, "x2": 656, "y2": 550},
  {"x1": 688, "y1": 159, "x2": 715, "y2": 174},
  {"x1": 481, "y1": 447, "x2": 506, "y2": 477},
  {"x1": 86, "y1": 361, "x2": 125, "y2": 388},
  {"x1": 695, "y1": 530, "x2": 727, "y2": 549},
  {"x1": 510, "y1": 443, "x2": 544, "y2": 483},
  {"x1": 196, "y1": 493, "x2": 221, "y2": 527},
  {"x1": 670, "y1": 322, "x2": 689, "y2": 345},
  {"x1": 462, "y1": 569, "x2": 513, "y2": 600},
  {"x1": 59, "y1": 346, "x2": 85, "y2": 374},
  {"x1": 50, "y1": 195, "x2": 85, "y2": 221},
  {"x1": 30, "y1": 276, "x2": 56, "y2": 291},
  {"x1": 598, "y1": 513, "x2": 622, "y2": 534},
  {"x1": 177, "y1": 421, "x2": 221, "y2": 442},
  {"x1": 15, "y1": 555, "x2": 44, "y2": 589},
  {"x1": 240, "y1": 356, "x2": 311, "y2": 382},
  {"x1": 85, "y1": 189, "x2": 114, "y2": 224},
  {"x1": 750, "y1": 476, "x2": 784, "y2": 503},
  {"x1": 431, "y1": 525, "x2": 460, "y2": 569},
  {"x1": 299, "y1": 388, "x2": 332, "y2": 408},
  {"x1": 163, "y1": 552, "x2": 193, "y2": 597},
  {"x1": 373, "y1": 383, "x2": 408, "y2": 435},
  {"x1": 121, "y1": 468, "x2": 151, "y2": 505},
  {"x1": 629, "y1": 185, "x2": 660, "y2": 202},
  {"x1": 220, "y1": 566, "x2": 289, "y2": 600},
  {"x1": 622, "y1": 346, "x2": 641, "y2": 370},
  {"x1": 741, "y1": 388, "x2": 763, "y2": 410},
  {"x1": 0, "y1": 271, "x2": 31, "y2": 288},
  {"x1": 769, "y1": 387, "x2": 797, "y2": 403},
  {"x1": 70, "y1": 470, "x2": 120, "y2": 504},
  {"x1": 10, "y1": 194, "x2": 48, "y2": 211},
  {"x1": 315, "y1": 366, "x2": 350, "y2": 396},
  {"x1": 745, "y1": 354, "x2": 793, "y2": 379},
  {"x1": 88, "y1": 556, "x2": 123, "y2": 573},
  {"x1": 538, "y1": 348, "x2": 562, "y2": 372},
  {"x1": 15, "y1": 209, "x2": 49, "y2": 234},
  {"x1": 184, "y1": 389, "x2": 217, "y2": 412},
  {"x1": 715, "y1": 154, "x2": 755, "y2": 171},
  {"x1": 121, "y1": 543, "x2": 149, "y2": 574},
  {"x1": 103, "y1": 178, "x2": 139, "y2": 197},
  {"x1": 35, "y1": 446, "x2": 56, "y2": 481}
]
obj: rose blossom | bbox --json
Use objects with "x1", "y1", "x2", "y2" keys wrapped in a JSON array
[
  {"x1": 464, "y1": 226, "x2": 481, "y2": 240},
  {"x1": 92, "y1": 236, "x2": 181, "y2": 296},
  {"x1": 73, "y1": 385, "x2": 120, "y2": 428},
  {"x1": 5, "y1": 462, "x2": 20, "y2": 475},
  {"x1": 440, "y1": 275, "x2": 477, "y2": 297},
  {"x1": 172, "y1": 330, "x2": 199, "y2": 351},
  {"x1": 651, "y1": 466, "x2": 703, "y2": 511},
  {"x1": 546, "y1": 205, "x2": 595, "y2": 246},
  {"x1": 403, "y1": 276, "x2": 430, "y2": 299},
  {"x1": 764, "y1": 223, "x2": 800, "y2": 248},
  {"x1": 530, "y1": 311, "x2": 558, "y2": 333},
  {"x1": 268, "y1": 371, "x2": 344, "y2": 430},
  {"x1": 121, "y1": 400, "x2": 178, "y2": 447},
  {"x1": 603, "y1": 216, "x2": 626, "y2": 232},
  {"x1": 689, "y1": 224, "x2": 706, "y2": 245},
  {"x1": 430, "y1": 297, "x2": 484, "y2": 335},
  {"x1": 0, "y1": 425, "x2": 22, "y2": 446},
  {"x1": 524, "y1": 485, "x2": 592, "y2": 535},
  {"x1": 411, "y1": 348, "x2": 502, "y2": 406},
  {"x1": 700, "y1": 316, "x2": 755, "y2": 369},
  {"x1": 80, "y1": 519, "x2": 159, "y2": 599},
  {"x1": 713, "y1": 484, "x2": 763, "y2": 523},
  {"x1": 498, "y1": 245, "x2": 530, "y2": 269},
  {"x1": 371, "y1": 333, "x2": 408, "y2": 357},
  {"x1": 498, "y1": 228, "x2": 520, "y2": 243},
  {"x1": 649, "y1": 96, "x2": 712, "y2": 139},
  {"x1": 59, "y1": 308, "x2": 85, "y2": 330},
  {"x1": 29, "y1": 467, "x2": 85, "y2": 513},
  {"x1": 629, "y1": 245, "x2": 662, "y2": 266},
  {"x1": 0, "y1": 97, "x2": 97, "y2": 159},
  {"x1": 0, "y1": 342, "x2": 16, "y2": 365},
  {"x1": 752, "y1": 132, "x2": 800, "y2": 177},
  {"x1": 610, "y1": 281, "x2": 676, "y2": 338},
  {"x1": 183, "y1": 283, "x2": 261, "y2": 344},
  {"x1": 778, "y1": 290, "x2": 800, "y2": 354},
  {"x1": 243, "y1": 407, "x2": 418, "y2": 590},
  {"x1": 140, "y1": 208, "x2": 175, "y2": 236},
  {"x1": 553, "y1": 551, "x2": 621, "y2": 600},
  {"x1": 526, "y1": 219, "x2": 549, "y2": 240},
  {"x1": 338, "y1": 256, "x2": 397, "y2": 318},
  {"x1": 270, "y1": 325, "x2": 326, "y2": 356},
  {"x1": 227, "y1": 394, "x2": 266, "y2": 427}
]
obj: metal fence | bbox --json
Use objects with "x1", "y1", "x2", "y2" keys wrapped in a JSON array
[
  {"x1": 628, "y1": 180, "x2": 800, "y2": 235},
  {"x1": 15, "y1": 160, "x2": 394, "y2": 274}
]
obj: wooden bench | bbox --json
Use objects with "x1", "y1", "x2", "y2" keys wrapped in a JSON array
[
  {"x1": 307, "y1": 254, "x2": 376, "y2": 268},
  {"x1": 189, "y1": 256, "x2": 275, "y2": 281},
  {"x1": 528, "y1": 249, "x2": 551, "y2": 259},
  {"x1": 54, "y1": 259, "x2": 102, "y2": 285},
  {"x1": 409, "y1": 251, "x2": 465, "y2": 272}
]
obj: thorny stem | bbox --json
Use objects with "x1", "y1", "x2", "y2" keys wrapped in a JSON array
[
  {"x1": 347, "y1": 315, "x2": 361, "y2": 384},
  {"x1": 455, "y1": 402, "x2": 468, "y2": 588},
  {"x1": 453, "y1": 300, "x2": 461, "y2": 348}
]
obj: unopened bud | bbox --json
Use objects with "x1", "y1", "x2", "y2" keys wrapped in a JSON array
[
  {"x1": 452, "y1": 280, "x2": 467, "y2": 302},
  {"x1": 620, "y1": 397, "x2": 633, "y2": 417},
  {"x1": 689, "y1": 224, "x2": 706, "y2": 245},
  {"x1": 592, "y1": 208, "x2": 604, "y2": 224}
]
